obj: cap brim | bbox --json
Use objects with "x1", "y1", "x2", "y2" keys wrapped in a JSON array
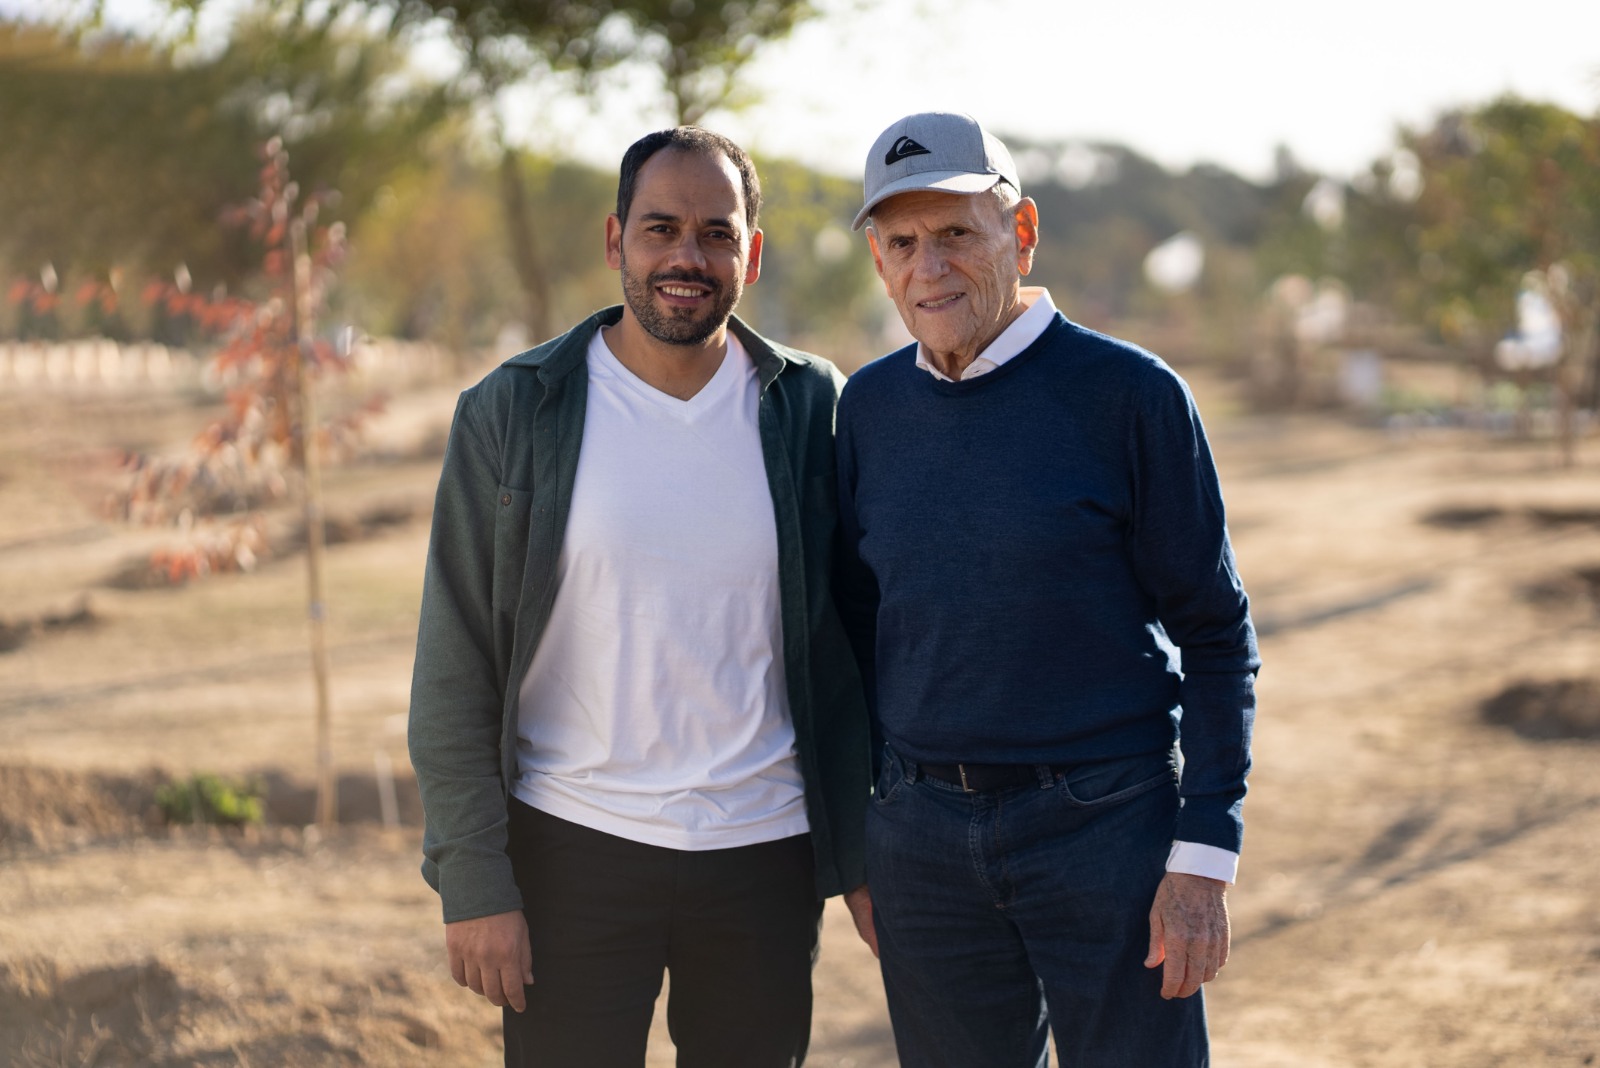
[{"x1": 851, "y1": 171, "x2": 1004, "y2": 231}]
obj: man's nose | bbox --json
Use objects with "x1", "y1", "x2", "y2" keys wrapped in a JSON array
[
  {"x1": 912, "y1": 241, "x2": 948, "y2": 280},
  {"x1": 666, "y1": 232, "x2": 709, "y2": 271}
]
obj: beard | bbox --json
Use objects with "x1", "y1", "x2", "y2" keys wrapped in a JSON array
[{"x1": 619, "y1": 256, "x2": 742, "y2": 347}]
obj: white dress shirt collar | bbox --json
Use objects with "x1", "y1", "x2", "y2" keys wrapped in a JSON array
[{"x1": 914, "y1": 287, "x2": 1057, "y2": 382}]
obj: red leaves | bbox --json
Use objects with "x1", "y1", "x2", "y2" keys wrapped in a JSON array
[
  {"x1": 102, "y1": 140, "x2": 361, "y2": 586},
  {"x1": 144, "y1": 518, "x2": 269, "y2": 586},
  {"x1": 5, "y1": 279, "x2": 59, "y2": 314}
]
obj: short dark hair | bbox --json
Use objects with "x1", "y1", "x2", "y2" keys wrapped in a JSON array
[{"x1": 616, "y1": 126, "x2": 762, "y2": 234}]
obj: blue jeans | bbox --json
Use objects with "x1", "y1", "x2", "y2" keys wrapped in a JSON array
[{"x1": 866, "y1": 747, "x2": 1208, "y2": 1068}]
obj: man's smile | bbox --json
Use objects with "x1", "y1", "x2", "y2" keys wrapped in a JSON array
[{"x1": 650, "y1": 271, "x2": 719, "y2": 309}]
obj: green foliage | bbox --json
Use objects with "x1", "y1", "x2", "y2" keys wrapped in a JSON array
[
  {"x1": 1397, "y1": 97, "x2": 1600, "y2": 345},
  {"x1": 1258, "y1": 96, "x2": 1600, "y2": 349},
  {"x1": 1019, "y1": 140, "x2": 1281, "y2": 329},
  {"x1": 0, "y1": 13, "x2": 448, "y2": 302},
  {"x1": 625, "y1": 0, "x2": 816, "y2": 124},
  {"x1": 0, "y1": 24, "x2": 257, "y2": 298},
  {"x1": 20, "y1": 3, "x2": 1596, "y2": 387},
  {"x1": 341, "y1": 145, "x2": 622, "y2": 349},
  {"x1": 365, "y1": 0, "x2": 815, "y2": 338},
  {"x1": 155, "y1": 772, "x2": 265, "y2": 826},
  {"x1": 740, "y1": 156, "x2": 882, "y2": 358},
  {"x1": 380, "y1": 0, "x2": 815, "y2": 122},
  {"x1": 339, "y1": 140, "x2": 523, "y2": 348},
  {"x1": 1250, "y1": 173, "x2": 1334, "y2": 286}
]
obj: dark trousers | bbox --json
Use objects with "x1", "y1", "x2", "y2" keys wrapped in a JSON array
[
  {"x1": 502, "y1": 798, "x2": 822, "y2": 1068},
  {"x1": 867, "y1": 747, "x2": 1208, "y2": 1068}
]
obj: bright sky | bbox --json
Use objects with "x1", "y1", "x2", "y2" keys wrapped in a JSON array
[
  {"x1": 536, "y1": 0, "x2": 1600, "y2": 183},
  {"x1": 37, "y1": 0, "x2": 1600, "y2": 183}
]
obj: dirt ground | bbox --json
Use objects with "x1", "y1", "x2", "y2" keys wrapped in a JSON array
[{"x1": 1, "y1": 360, "x2": 1598, "y2": 1067}]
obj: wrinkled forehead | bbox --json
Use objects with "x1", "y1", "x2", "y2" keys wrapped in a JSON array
[{"x1": 868, "y1": 188, "x2": 995, "y2": 232}]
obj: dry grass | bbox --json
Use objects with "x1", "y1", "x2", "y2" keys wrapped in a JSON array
[{"x1": 2, "y1": 372, "x2": 1598, "y2": 1065}]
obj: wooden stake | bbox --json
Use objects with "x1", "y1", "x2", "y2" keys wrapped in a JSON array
[{"x1": 290, "y1": 212, "x2": 337, "y2": 830}]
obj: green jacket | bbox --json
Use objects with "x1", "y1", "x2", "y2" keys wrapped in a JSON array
[{"x1": 408, "y1": 307, "x2": 871, "y2": 923}]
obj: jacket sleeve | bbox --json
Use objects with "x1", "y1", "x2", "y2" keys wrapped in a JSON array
[
  {"x1": 832, "y1": 383, "x2": 882, "y2": 752},
  {"x1": 407, "y1": 388, "x2": 524, "y2": 923}
]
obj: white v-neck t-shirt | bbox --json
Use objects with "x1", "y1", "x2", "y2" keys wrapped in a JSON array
[{"x1": 511, "y1": 329, "x2": 808, "y2": 850}]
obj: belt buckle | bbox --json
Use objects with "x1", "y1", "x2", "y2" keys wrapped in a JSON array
[{"x1": 957, "y1": 763, "x2": 974, "y2": 793}]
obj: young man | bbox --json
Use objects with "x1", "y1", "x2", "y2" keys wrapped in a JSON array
[
  {"x1": 409, "y1": 126, "x2": 871, "y2": 1067},
  {"x1": 836, "y1": 112, "x2": 1260, "y2": 1067}
]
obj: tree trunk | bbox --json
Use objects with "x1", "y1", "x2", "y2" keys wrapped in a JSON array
[
  {"x1": 1553, "y1": 291, "x2": 1598, "y2": 468},
  {"x1": 498, "y1": 146, "x2": 553, "y2": 343}
]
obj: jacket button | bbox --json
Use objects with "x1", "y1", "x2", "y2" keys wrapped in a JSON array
[{"x1": 501, "y1": 494, "x2": 512, "y2": 506}]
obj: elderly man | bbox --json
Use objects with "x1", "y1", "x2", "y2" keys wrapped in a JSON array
[
  {"x1": 834, "y1": 112, "x2": 1260, "y2": 1067},
  {"x1": 409, "y1": 126, "x2": 871, "y2": 1067}
]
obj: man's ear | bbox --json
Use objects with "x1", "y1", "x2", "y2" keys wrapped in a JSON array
[
  {"x1": 604, "y1": 214, "x2": 624, "y2": 271},
  {"x1": 744, "y1": 229, "x2": 764, "y2": 285},
  {"x1": 1014, "y1": 198, "x2": 1040, "y2": 277}
]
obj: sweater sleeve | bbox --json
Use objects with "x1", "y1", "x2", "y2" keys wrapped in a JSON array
[
  {"x1": 1127, "y1": 367, "x2": 1259, "y2": 855},
  {"x1": 407, "y1": 389, "x2": 524, "y2": 923}
]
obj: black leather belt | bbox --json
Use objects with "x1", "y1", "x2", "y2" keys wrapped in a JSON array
[{"x1": 918, "y1": 762, "x2": 1059, "y2": 793}]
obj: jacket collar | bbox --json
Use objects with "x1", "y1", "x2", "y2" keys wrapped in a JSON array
[{"x1": 502, "y1": 305, "x2": 799, "y2": 390}]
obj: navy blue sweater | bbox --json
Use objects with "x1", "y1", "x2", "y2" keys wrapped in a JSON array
[{"x1": 835, "y1": 313, "x2": 1259, "y2": 853}]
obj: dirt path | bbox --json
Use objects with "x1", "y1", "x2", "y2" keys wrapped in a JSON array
[{"x1": 2, "y1": 378, "x2": 1597, "y2": 1066}]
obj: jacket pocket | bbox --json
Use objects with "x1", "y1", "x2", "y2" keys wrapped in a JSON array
[{"x1": 492, "y1": 485, "x2": 533, "y2": 613}]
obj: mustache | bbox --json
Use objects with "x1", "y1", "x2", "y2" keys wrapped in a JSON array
[{"x1": 649, "y1": 270, "x2": 720, "y2": 290}]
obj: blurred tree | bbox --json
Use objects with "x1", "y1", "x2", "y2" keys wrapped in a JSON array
[
  {"x1": 1019, "y1": 140, "x2": 1278, "y2": 335},
  {"x1": 1405, "y1": 98, "x2": 1600, "y2": 460},
  {"x1": 0, "y1": 13, "x2": 449, "y2": 334},
  {"x1": 738, "y1": 156, "x2": 880, "y2": 363},
  {"x1": 293, "y1": 0, "x2": 816, "y2": 340},
  {"x1": 626, "y1": 0, "x2": 816, "y2": 125},
  {"x1": 1252, "y1": 97, "x2": 1600, "y2": 439},
  {"x1": 1251, "y1": 171, "x2": 1335, "y2": 289},
  {"x1": 340, "y1": 141, "x2": 520, "y2": 353},
  {"x1": 340, "y1": 143, "x2": 619, "y2": 360},
  {"x1": 1398, "y1": 100, "x2": 1598, "y2": 354},
  {"x1": 369, "y1": 0, "x2": 622, "y2": 341},
  {"x1": 120, "y1": 140, "x2": 356, "y2": 824},
  {"x1": 0, "y1": 23, "x2": 256, "y2": 314}
]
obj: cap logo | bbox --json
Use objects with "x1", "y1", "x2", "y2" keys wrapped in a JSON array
[{"x1": 885, "y1": 136, "x2": 932, "y2": 165}]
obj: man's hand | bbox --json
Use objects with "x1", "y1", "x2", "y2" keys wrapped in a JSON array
[
  {"x1": 842, "y1": 884, "x2": 879, "y2": 959},
  {"x1": 1144, "y1": 872, "x2": 1230, "y2": 999},
  {"x1": 446, "y1": 910, "x2": 534, "y2": 1013}
]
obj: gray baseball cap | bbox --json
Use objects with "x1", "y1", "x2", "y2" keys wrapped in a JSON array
[{"x1": 852, "y1": 112, "x2": 1020, "y2": 231}]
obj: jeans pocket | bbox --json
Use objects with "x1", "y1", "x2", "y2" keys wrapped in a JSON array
[
  {"x1": 1054, "y1": 755, "x2": 1176, "y2": 810},
  {"x1": 873, "y1": 745, "x2": 908, "y2": 806}
]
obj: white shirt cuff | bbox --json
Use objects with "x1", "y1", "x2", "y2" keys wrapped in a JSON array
[{"x1": 1166, "y1": 841, "x2": 1239, "y2": 884}]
